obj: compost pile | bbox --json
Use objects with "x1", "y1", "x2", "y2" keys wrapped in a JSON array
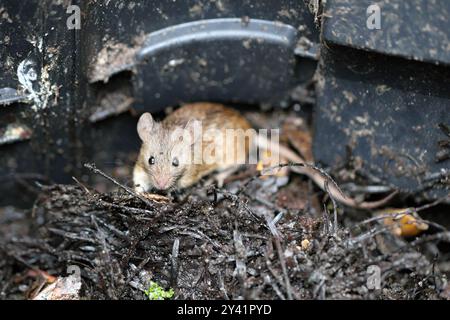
[{"x1": 1, "y1": 163, "x2": 449, "y2": 300}]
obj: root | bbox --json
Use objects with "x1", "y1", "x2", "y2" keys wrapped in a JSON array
[{"x1": 255, "y1": 135, "x2": 397, "y2": 209}]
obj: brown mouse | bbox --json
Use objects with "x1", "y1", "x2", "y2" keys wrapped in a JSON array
[
  {"x1": 133, "y1": 102, "x2": 396, "y2": 209},
  {"x1": 133, "y1": 102, "x2": 253, "y2": 192}
]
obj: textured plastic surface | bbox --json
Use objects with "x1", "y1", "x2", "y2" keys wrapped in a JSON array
[
  {"x1": 322, "y1": 0, "x2": 450, "y2": 65},
  {"x1": 134, "y1": 18, "x2": 299, "y2": 109},
  {"x1": 313, "y1": 0, "x2": 450, "y2": 198}
]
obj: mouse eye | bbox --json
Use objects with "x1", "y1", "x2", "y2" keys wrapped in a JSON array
[
  {"x1": 172, "y1": 157, "x2": 179, "y2": 167},
  {"x1": 149, "y1": 156, "x2": 155, "y2": 165}
]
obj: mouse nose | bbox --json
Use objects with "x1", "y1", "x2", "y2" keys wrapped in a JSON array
[{"x1": 155, "y1": 177, "x2": 170, "y2": 190}]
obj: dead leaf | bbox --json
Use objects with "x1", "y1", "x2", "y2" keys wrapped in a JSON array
[
  {"x1": 378, "y1": 208, "x2": 429, "y2": 237},
  {"x1": 26, "y1": 269, "x2": 57, "y2": 283},
  {"x1": 301, "y1": 239, "x2": 311, "y2": 250},
  {"x1": 33, "y1": 274, "x2": 81, "y2": 300},
  {"x1": 141, "y1": 192, "x2": 170, "y2": 203},
  {"x1": 257, "y1": 150, "x2": 289, "y2": 179},
  {"x1": 282, "y1": 118, "x2": 313, "y2": 163}
]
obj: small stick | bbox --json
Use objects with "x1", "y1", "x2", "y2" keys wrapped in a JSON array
[
  {"x1": 322, "y1": 204, "x2": 330, "y2": 235},
  {"x1": 415, "y1": 195, "x2": 450, "y2": 212},
  {"x1": 84, "y1": 163, "x2": 155, "y2": 208},
  {"x1": 264, "y1": 214, "x2": 293, "y2": 300},
  {"x1": 218, "y1": 271, "x2": 230, "y2": 300},
  {"x1": 353, "y1": 211, "x2": 447, "y2": 232},
  {"x1": 266, "y1": 162, "x2": 398, "y2": 210},
  {"x1": 233, "y1": 229, "x2": 248, "y2": 298},
  {"x1": 170, "y1": 238, "x2": 180, "y2": 288},
  {"x1": 325, "y1": 180, "x2": 339, "y2": 235},
  {"x1": 353, "y1": 195, "x2": 450, "y2": 232},
  {"x1": 121, "y1": 256, "x2": 152, "y2": 296},
  {"x1": 409, "y1": 231, "x2": 450, "y2": 247},
  {"x1": 97, "y1": 199, "x2": 155, "y2": 216},
  {"x1": 72, "y1": 176, "x2": 91, "y2": 194},
  {"x1": 347, "y1": 226, "x2": 392, "y2": 245},
  {"x1": 263, "y1": 274, "x2": 286, "y2": 300}
]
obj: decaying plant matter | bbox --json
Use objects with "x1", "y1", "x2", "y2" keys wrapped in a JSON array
[{"x1": 1, "y1": 164, "x2": 448, "y2": 300}]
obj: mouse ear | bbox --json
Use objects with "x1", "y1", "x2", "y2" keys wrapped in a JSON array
[{"x1": 137, "y1": 113, "x2": 154, "y2": 141}]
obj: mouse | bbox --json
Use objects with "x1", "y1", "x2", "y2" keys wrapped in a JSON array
[
  {"x1": 133, "y1": 102, "x2": 396, "y2": 209},
  {"x1": 133, "y1": 102, "x2": 253, "y2": 192}
]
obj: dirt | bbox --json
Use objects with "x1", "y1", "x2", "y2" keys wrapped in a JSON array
[
  {"x1": 1, "y1": 163, "x2": 449, "y2": 299},
  {"x1": 88, "y1": 34, "x2": 146, "y2": 84}
]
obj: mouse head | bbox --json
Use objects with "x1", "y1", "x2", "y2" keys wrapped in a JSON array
[{"x1": 136, "y1": 112, "x2": 199, "y2": 191}]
